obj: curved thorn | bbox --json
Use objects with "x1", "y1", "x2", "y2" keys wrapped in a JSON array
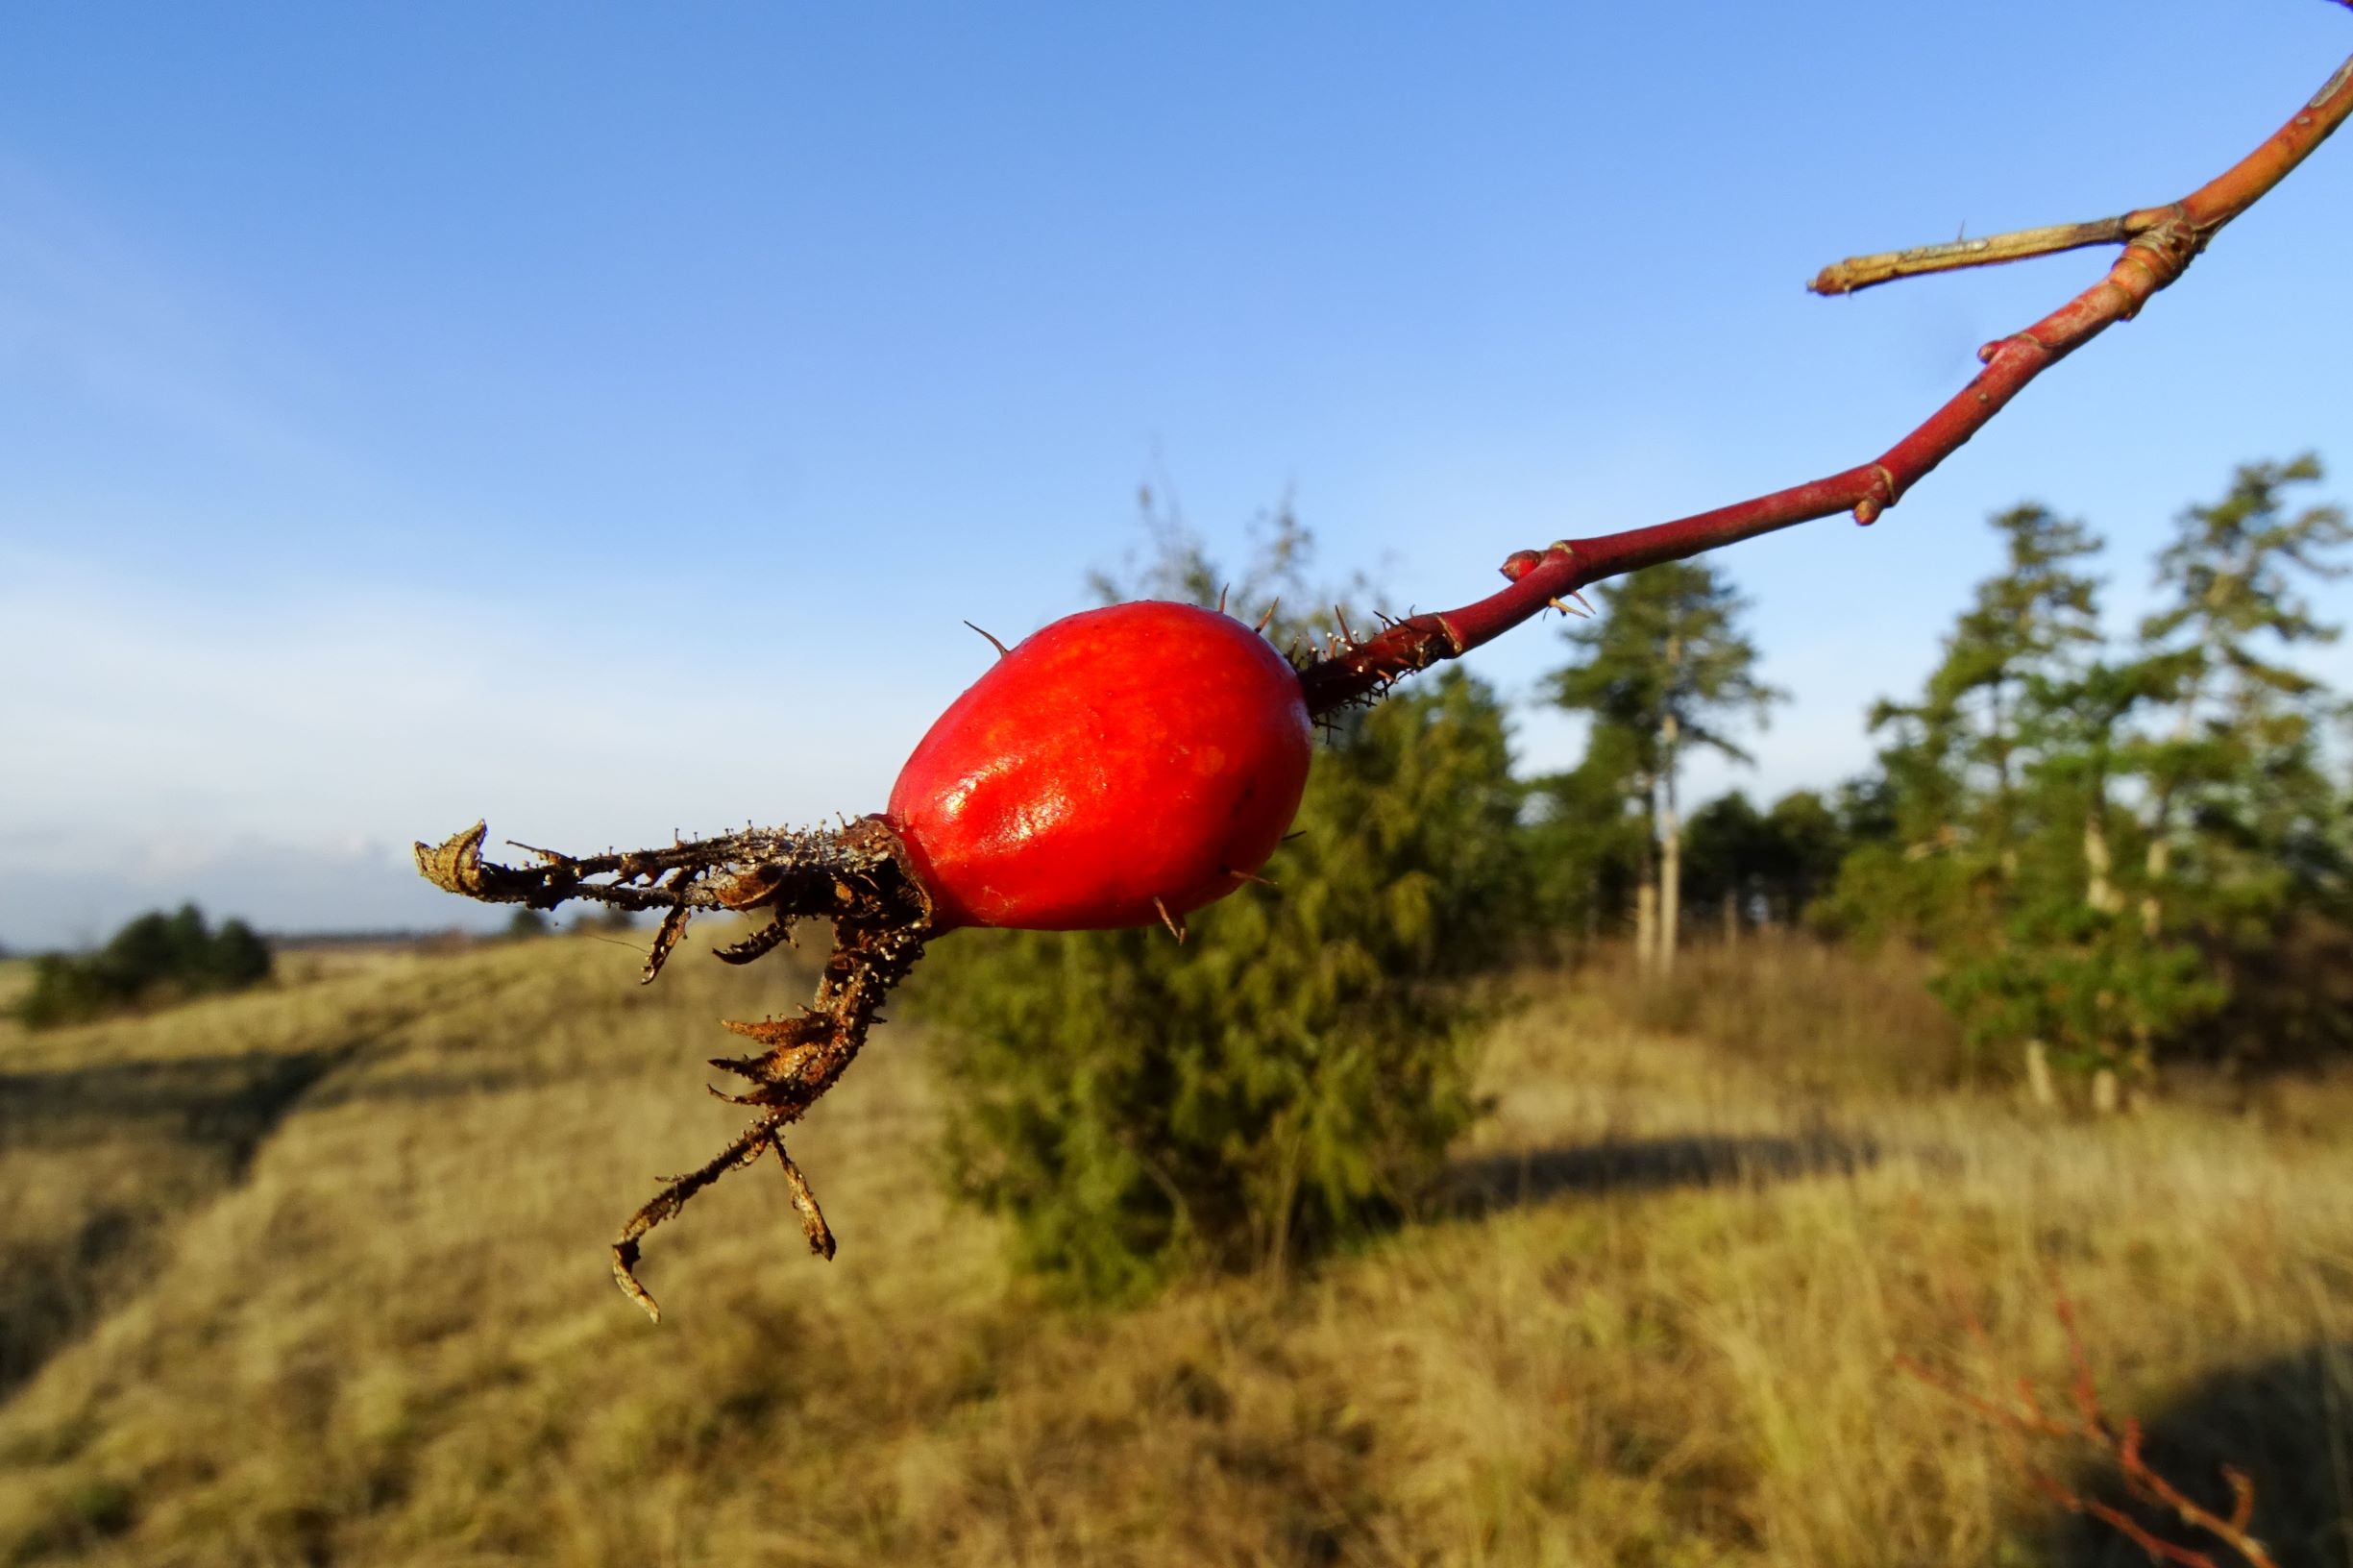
[
  {"x1": 1152, "y1": 895, "x2": 1187, "y2": 944},
  {"x1": 963, "y1": 620, "x2": 1012, "y2": 658}
]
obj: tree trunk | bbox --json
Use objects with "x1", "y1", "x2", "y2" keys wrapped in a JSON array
[
  {"x1": 2140, "y1": 836, "x2": 2170, "y2": 935},
  {"x1": 1634, "y1": 770, "x2": 1659, "y2": 975},
  {"x1": 1992, "y1": 681, "x2": 2020, "y2": 879},
  {"x1": 1723, "y1": 889, "x2": 1740, "y2": 946},
  {"x1": 2143, "y1": 663, "x2": 2206, "y2": 935},
  {"x1": 2022, "y1": 1040, "x2": 2058, "y2": 1111},
  {"x1": 2084, "y1": 793, "x2": 2122, "y2": 916},
  {"x1": 1657, "y1": 709, "x2": 1681, "y2": 976}
]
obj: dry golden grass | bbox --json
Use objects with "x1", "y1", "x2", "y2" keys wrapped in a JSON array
[
  {"x1": 1578, "y1": 930, "x2": 1967, "y2": 1092},
  {"x1": 0, "y1": 932, "x2": 2346, "y2": 1566},
  {"x1": 0, "y1": 961, "x2": 32, "y2": 1018}
]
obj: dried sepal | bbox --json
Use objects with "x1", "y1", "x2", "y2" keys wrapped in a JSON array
[
  {"x1": 414, "y1": 810, "x2": 934, "y2": 1319},
  {"x1": 642, "y1": 900, "x2": 695, "y2": 985}
]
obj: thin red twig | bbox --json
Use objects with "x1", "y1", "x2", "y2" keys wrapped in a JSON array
[
  {"x1": 1904, "y1": 1282, "x2": 2281, "y2": 1568},
  {"x1": 1299, "y1": 44, "x2": 2353, "y2": 717}
]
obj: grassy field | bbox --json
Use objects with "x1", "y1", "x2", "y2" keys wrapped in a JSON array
[{"x1": 0, "y1": 931, "x2": 2346, "y2": 1566}]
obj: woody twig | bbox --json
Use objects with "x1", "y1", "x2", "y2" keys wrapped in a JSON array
[
  {"x1": 1300, "y1": 41, "x2": 2353, "y2": 715},
  {"x1": 1902, "y1": 1286, "x2": 2279, "y2": 1568}
]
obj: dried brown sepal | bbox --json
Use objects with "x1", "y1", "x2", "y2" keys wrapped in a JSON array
[
  {"x1": 414, "y1": 821, "x2": 503, "y2": 899},
  {"x1": 711, "y1": 917, "x2": 796, "y2": 966},
  {"x1": 717, "y1": 1010, "x2": 830, "y2": 1048},
  {"x1": 414, "y1": 811, "x2": 934, "y2": 1320},
  {"x1": 642, "y1": 901, "x2": 695, "y2": 985},
  {"x1": 770, "y1": 1133, "x2": 837, "y2": 1261},
  {"x1": 411, "y1": 817, "x2": 912, "y2": 919},
  {"x1": 612, "y1": 892, "x2": 929, "y2": 1316}
]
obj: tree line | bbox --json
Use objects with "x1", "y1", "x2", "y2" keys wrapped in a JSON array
[
  {"x1": 14, "y1": 904, "x2": 274, "y2": 1029},
  {"x1": 1541, "y1": 455, "x2": 2349, "y2": 1084}
]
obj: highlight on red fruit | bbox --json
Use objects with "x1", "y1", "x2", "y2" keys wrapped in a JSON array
[{"x1": 885, "y1": 600, "x2": 1313, "y2": 934}]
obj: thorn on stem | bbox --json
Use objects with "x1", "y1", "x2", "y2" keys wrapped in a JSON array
[
  {"x1": 1255, "y1": 598, "x2": 1281, "y2": 634},
  {"x1": 963, "y1": 621, "x2": 1012, "y2": 659},
  {"x1": 1151, "y1": 895, "x2": 1187, "y2": 943},
  {"x1": 1217, "y1": 583, "x2": 1230, "y2": 615}
]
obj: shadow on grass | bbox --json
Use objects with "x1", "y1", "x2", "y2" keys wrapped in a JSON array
[
  {"x1": 1441, "y1": 1128, "x2": 1879, "y2": 1217},
  {"x1": 0, "y1": 1046, "x2": 359, "y2": 1403},
  {"x1": 2044, "y1": 1340, "x2": 2353, "y2": 1568},
  {"x1": 0, "y1": 1048, "x2": 355, "y2": 1165}
]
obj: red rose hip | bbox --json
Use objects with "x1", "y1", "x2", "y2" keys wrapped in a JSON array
[{"x1": 886, "y1": 600, "x2": 1313, "y2": 932}]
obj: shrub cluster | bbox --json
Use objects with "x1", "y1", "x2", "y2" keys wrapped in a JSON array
[
  {"x1": 920, "y1": 669, "x2": 1528, "y2": 1299},
  {"x1": 16, "y1": 904, "x2": 273, "y2": 1029}
]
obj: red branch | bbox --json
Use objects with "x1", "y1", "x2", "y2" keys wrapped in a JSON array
[
  {"x1": 1298, "y1": 45, "x2": 2353, "y2": 717},
  {"x1": 1903, "y1": 1285, "x2": 2280, "y2": 1568}
]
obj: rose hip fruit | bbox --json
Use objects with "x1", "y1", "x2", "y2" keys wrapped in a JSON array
[{"x1": 886, "y1": 600, "x2": 1312, "y2": 932}]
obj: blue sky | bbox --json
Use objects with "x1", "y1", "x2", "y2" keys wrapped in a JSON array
[{"x1": 3, "y1": 2, "x2": 2348, "y2": 947}]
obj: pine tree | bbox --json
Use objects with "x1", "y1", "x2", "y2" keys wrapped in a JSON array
[
  {"x1": 1681, "y1": 788, "x2": 1852, "y2": 934},
  {"x1": 1523, "y1": 722, "x2": 1649, "y2": 945},
  {"x1": 2136, "y1": 455, "x2": 2350, "y2": 935},
  {"x1": 1836, "y1": 465, "x2": 2353, "y2": 1085},
  {"x1": 1544, "y1": 561, "x2": 1778, "y2": 972},
  {"x1": 2130, "y1": 456, "x2": 2353, "y2": 1066},
  {"x1": 1936, "y1": 651, "x2": 2219, "y2": 1086},
  {"x1": 1834, "y1": 505, "x2": 2104, "y2": 952}
]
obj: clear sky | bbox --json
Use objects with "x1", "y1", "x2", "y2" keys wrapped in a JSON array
[{"x1": 3, "y1": 2, "x2": 2348, "y2": 948}]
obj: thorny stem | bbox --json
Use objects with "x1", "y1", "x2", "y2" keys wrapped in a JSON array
[{"x1": 1297, "y1": 45, "x2": 2353, "y2": 717}]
